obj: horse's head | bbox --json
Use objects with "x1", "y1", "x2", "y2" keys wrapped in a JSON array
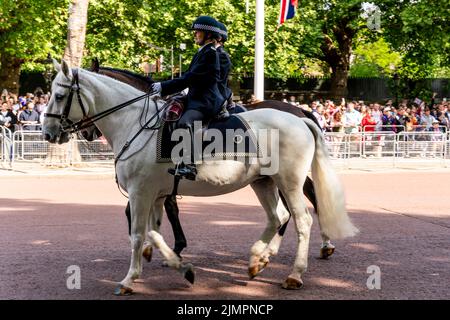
[{"x1": 43, "y1": 59, "x2": 95, "y2": 144}]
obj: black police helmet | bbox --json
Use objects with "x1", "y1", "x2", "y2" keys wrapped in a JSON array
[
  {"x1": 217, "y1": 22, "x2": 228, "y2": 42},
  {"x1": 191, "y1": 16, "x2": 221, "y2": 40}
]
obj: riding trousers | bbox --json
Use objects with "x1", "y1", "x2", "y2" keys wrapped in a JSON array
[
  {"x1": 177, "y1": 109, "x2": 205, "y2": 129},
  {"x1": 176, "y1": 109, "x2": 205, "y2": 164}
]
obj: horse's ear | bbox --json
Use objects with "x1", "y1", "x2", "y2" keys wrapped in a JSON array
[
  {"x1": 91, "y1": 57, "x2": 100, "y2": 72},
  {"x1": 61, "y1": 59, "x2": 73, "y2": 80},
  {"x1": 52, "y1": 58, "x2": 61, "y2": 72}
]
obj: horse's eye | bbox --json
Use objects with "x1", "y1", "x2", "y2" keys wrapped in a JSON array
[{"x1": 55, "y1": 94, "x2": 64, "y2": 101}]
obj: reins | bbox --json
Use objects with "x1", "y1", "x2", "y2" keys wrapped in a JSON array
[
  {"x1": 45, "y1": 71, "x2": 156, "y2": 133},
  {"x1": 45, "y1": 68, "x2": 169, "y2": 198}
]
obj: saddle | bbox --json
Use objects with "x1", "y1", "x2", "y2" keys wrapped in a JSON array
[{"x1": 156, "y1": 104, "x2": 257, "y2": 163}]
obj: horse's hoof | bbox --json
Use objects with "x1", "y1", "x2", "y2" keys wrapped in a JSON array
[
  {"x1": 319, "y1": 247, "x2": 335, "y2": 259},
  {"x1": 248, "y1": 257, "x2": 269, "y2": 279},
  {"x1": 248, "y1": 265, "x2": 259, "y2": 279},
  {"x1": 181, "y1": 263, "x2": 195, "y2": 284},
  {"x1": 113, "y1": 284, "x2": 133, "y2": 296},
  {"x1": 282, "y1": 276, "x2": 303, "y2": 290},
  {"x1": 142, "y1": 246, "x2": 153, "y2": 263},
  {"x1": 258, "y1": 258, "x2": 269, "y2": 273}
]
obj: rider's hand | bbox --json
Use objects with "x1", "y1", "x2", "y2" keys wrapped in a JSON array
[{"x1": 150, "y1": 82, "x2": 162, "y2": 97}]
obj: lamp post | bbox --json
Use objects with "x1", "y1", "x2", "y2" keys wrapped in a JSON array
[
  {"x1": 179, "y1": 43, "x2": 186, "y2": 77},
  {"x1": 43, "y1": 54, "x2": 54, "y2": 93},
  {"x1": 254, "y1": 0, "x2": 264, "y2": 101},
  {"x1": 393, "y1": 72, "x2": 399, "y2": 108},
  {"x1": 147, "y1": 42, "x2": 174, "y2": 79}
]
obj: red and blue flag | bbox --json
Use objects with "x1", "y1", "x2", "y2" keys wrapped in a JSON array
[{"x1": 278, "y1": 0, "x2": 298, "y2": 26}]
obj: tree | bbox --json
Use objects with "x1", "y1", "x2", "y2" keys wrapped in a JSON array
[
  {"x1": 0, "y1": 0, "x2": 68, "y2": 94},
  {"x1": 81, "y1": 0, "x2": 306, "y2": 80},
  {"x1": 380, "y1": 0, "x2": 450, "y2": 80},
  {"x1": 46, "y1": 0, "x2": 89, "y2": 166},
  {"x1": 350, "y1": 38, "x2": 401, "y2": 77},
  {"x1": 297, "y1": 0, "x2": 374, "y2": 98},
  {"x1": 64, "y1": 0, "x2": 90, "y2": 67}
]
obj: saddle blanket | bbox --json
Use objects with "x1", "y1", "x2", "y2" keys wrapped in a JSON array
[{"x1": 156, "y1": 114, "x2": 259, "y2": 163}]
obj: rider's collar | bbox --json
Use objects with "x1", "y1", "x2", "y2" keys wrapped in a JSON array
[{"x1": 198, "y1": 41, "x2": 214, "y2": 52}]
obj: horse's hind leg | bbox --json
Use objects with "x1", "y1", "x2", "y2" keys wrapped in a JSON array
[
  {"x1": 278, "y1": 184, "x2": 313, "y2": 290},
  {"x1": 148, "y1": 230, "x2": 195, "y2": 284},
  {"x1": 319, "y1": 232, "x2": 335, "y2": 259},
  {"x1": 164, "y1": 195, "x2": 187, "y2": 257},
  {"x1": 142, "y1": 197, "x2": 165, "y2": 263},
  {"x1": 273, "y1": 158, "x2": 313, "y2": 290},
  {"x1": 248, "y1": 177, "x2": 290, "y2": 279},
  {"x1": 303, "y1": 177, "x2": 336, "y2": 259}
]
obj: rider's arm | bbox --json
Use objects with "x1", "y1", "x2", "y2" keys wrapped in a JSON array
[{"x1": 160, "y1": 47, "x2": 219, "y2": 96}]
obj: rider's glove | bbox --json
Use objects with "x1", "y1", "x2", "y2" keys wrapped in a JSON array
[{"x1": 150, "y1": 82, "x2": 162, "y2": 98}]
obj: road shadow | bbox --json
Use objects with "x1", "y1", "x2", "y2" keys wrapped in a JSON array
[{"x1": 0, "y1": 198, "x2": 448, "y2": 299}]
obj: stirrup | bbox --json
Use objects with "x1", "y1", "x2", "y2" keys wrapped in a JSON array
[
  {"x1": 168, "y1": 162, "x2": 181, "y2": 177},
  {"x1": 178, "y1": 164, "x2": 197, "y2": 181},
  {"x1": 168, "y1": 163, "x2": 197, "y2": 181}
]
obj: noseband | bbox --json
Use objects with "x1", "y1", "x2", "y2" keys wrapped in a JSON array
[{"x1": 44, "y1": 68, "x2": 88, "y2": 132}]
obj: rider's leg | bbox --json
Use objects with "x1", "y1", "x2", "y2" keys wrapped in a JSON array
[{"x1": 169, "y1": 109, "x2": 204, "y2": 180}]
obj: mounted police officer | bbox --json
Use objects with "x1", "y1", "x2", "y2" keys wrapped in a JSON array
[
  {"x1": 151, "y1": 16, "x2": 226, "y2": 180},
  {"x1": 216, "y1": 21, "x2": 234, "y2": 110}
]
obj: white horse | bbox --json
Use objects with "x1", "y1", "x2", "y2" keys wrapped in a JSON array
[{"x1": 44, "y1": 59, "x2": 358, "y2": 295}]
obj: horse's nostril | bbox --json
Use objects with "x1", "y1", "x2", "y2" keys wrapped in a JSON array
[{"x1": 44, "y1": 133, "x2": 52, "y2": 141}]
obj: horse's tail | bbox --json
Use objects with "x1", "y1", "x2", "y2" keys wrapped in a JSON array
[{"x1": 302, "y1": 118, "x2": 359, "y2": 239}]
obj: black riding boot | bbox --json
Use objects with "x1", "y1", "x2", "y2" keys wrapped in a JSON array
[{"x1": 168, "y1": 125, "x2": 197, "y2": 181}]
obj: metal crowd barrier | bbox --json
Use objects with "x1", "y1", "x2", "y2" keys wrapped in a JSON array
[
  {"x1": 10, "y1": 130, "x2": 114, "y2": 165},
  {"x1": 323, "y1": 130, "x2": 449, "y2": 167},
  {"x1": 2, "y1": 128, "x2": 450, "y2": 168},
  {"x1": 1, "y1": 126, "x2": 13, "y2": 165}
]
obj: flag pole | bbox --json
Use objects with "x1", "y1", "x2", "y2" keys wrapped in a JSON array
[{"x1": 254, "y1": 0, "x2": 264, "y2": 101}]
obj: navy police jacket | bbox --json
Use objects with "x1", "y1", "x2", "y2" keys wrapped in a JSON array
[
  {"x1": 216, "y1": 45, "x2": 232, "y2": 101},
  {"x1": 160, "y1": 43, "x2": 224, "y2": 118}
]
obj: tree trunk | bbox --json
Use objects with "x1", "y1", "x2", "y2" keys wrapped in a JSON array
[
  {"x1": 320, "y1": 23, "x2": 354, "y2": 100},
  {"x1": 330, "y1": 63, "x2": 349, "y2": 99},
  {"x1": 46, "y1": 0, "x2": 89, "y2": 167},
  {"x1": 64, "y1": 0, "x2": 89, "y2": 68},
  {"x1": 0, "y1": 53, "x2": 23, "y2": 95}
]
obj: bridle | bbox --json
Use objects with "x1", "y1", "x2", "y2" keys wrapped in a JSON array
[
  {"x1": 44, "y1": 68, "x2": 88, "y2": 133},
  {"x1": 44, "y1": 68, "x2": 156, "y2": 134}
]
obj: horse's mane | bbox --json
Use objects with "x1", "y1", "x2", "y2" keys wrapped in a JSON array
[{"x1": 98, "y1": 66, "x2": 154, "y2": 85}]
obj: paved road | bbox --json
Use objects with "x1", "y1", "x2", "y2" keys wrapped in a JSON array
[{"x1": 0, "y1": 169, "x2": 449, "y2": 299}]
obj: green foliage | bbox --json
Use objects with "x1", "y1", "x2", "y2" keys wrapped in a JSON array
[
  {"x1": 0, "y1": 0, "x2": 448, "y2": 81},
  {"x1": 350, "y1": 38, "x2": 401, "y2": 77},
  {"x1": 83, "y1": 0, "x2": 306, "y2": 78},
  {"x1": 0, "y1": 0, "x2": 69, "y2": 69},
  {"x1": 380, "y1": 0, "x2": 450, "y2": 79}
]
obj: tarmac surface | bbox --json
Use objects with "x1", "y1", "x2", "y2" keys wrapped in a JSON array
[{"x1": 0, "y1": 164, "x2": 449, "y2": 300}]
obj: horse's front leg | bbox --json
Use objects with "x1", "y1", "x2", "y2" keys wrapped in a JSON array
[{"x1": 115, "y1": 192, "x2": 153, "y2": 296}]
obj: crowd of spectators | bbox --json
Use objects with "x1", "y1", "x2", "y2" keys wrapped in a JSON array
[
  {"x1": 282, "y1": 93, "x2": 449, "y2": 135},
  {"x1": 2, "y1": 87, "x2": 449, "y2": 138},
  {"x1": 0, "y1": 88, "x2": 49, "y2": 133}
]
